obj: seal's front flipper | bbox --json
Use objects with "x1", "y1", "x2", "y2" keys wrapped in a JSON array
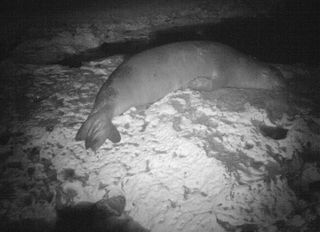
[
  {"x1": 187, "y1": 76, "x2": 226, "y2": 91},
  {"x1": 76, "y1": 110, "x2": 121, "y2": 151}
]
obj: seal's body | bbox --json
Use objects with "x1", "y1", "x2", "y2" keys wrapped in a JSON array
[{"x1": 76, "y1": 41, "x2": 286, "y2": 151}]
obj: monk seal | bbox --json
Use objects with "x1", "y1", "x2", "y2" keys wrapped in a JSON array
[{"x1": 75, "y1": 41, "x2": 286, "y2": 151}]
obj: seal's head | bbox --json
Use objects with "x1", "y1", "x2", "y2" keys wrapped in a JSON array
[
  {"x1": 258, "y1": 65, "x2": 287, "y2": 90},
  {"x1": 227, "y1": 61, "x2": 287, "y2": 90},
  {"x1": 237, "y1": 64, "x2": 287, "y2": 90}
]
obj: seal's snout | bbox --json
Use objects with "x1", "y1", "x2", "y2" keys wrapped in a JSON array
[{"x1": 76, "y1": 109, "x2": 121, "y2": 151}]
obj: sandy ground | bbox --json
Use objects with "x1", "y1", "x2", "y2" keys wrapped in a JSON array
[{"x1": 1, "y1": 0, "x2": 320, "y2": 232}]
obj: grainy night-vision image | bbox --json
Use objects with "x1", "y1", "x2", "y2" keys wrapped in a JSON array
[{"x1": 0, "y1": 0, "x2": 319, "y2": 231}]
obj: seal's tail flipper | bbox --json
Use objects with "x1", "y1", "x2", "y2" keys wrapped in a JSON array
[{"x1": 75, "y1": 110, "x2": 121, "y2": 151}]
